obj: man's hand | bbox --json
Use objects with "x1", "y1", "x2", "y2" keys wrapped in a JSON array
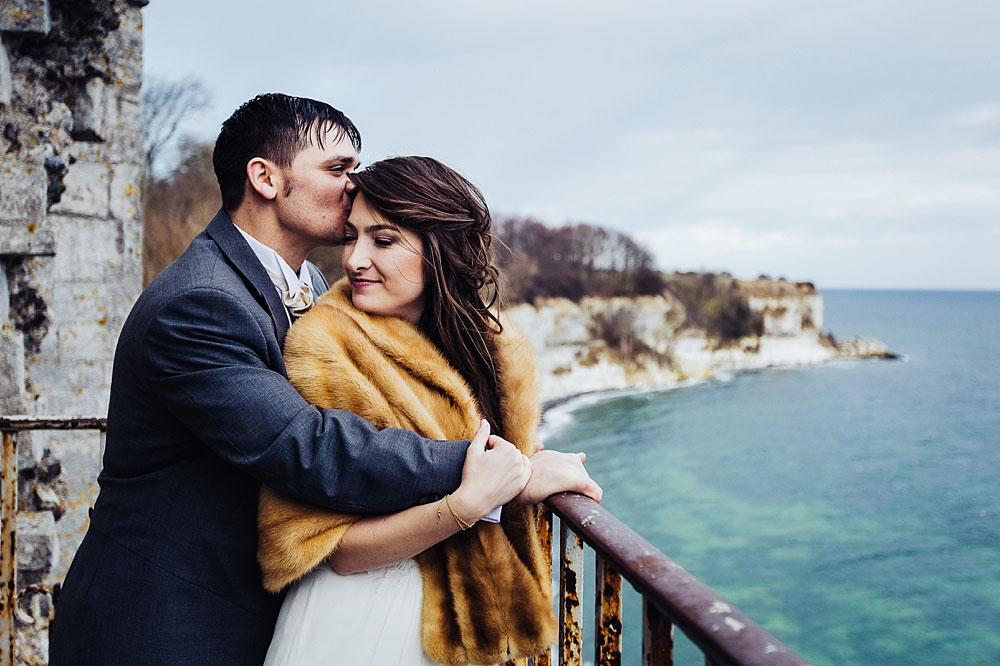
[{"x1": 514, "y1": 449, "x2": 603, "y2": 505}]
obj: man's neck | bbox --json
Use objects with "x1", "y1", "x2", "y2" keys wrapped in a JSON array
[{"x1": 228, "y1": 206, "x2": 308, "y2": 271}]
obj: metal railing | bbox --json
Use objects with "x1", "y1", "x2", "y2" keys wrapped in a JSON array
[
  {"x1": 0, "y1": 416, "x2": 106, "y2": 666},
  {"x1": 0, "y1": 417, "x2": 809, "y2": 666},
  {"x1": 540, "y1": 492, "x2": 810, "y2": 665}
]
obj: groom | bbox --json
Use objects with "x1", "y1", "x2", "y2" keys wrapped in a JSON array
[{"x1": 49, "y1": 94, "x2": 601, "y2": 665}]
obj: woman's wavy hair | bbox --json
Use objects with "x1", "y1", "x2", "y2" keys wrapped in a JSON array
[{"x1": 348, "y1": 157, "x2": 505, "y2": 435}]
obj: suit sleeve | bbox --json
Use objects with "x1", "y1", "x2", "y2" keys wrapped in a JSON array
[{"x1": 141, "y1": 286, "x2": 465, "y2": 514}]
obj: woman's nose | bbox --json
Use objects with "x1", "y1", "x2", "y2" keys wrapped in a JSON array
[{"x1": 344, "y1": 242, "x2": 372, "y2": 272}]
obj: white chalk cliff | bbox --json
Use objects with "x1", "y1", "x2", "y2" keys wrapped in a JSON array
[{"x1": 505, "y1": 282, "x2": 894, "y2": 404}]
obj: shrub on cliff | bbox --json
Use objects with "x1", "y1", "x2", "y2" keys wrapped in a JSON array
[
  {"x1": 587, "y1": 306, "x2": 671, "y2": 368},
  {"x1": 665, "y1": 272, "x2": 764, "y2": 345}
]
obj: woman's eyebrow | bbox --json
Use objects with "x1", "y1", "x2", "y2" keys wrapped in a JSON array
[{"x1": 365, "y1": 223, "x2": 399, "y2": 233}]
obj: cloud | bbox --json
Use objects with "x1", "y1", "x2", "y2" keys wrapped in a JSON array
[{"x1": 142, "y1": 0, "x2": 1000, "y2": 288}]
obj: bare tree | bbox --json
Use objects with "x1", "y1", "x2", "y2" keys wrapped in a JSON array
[{"x1": 140, "y1": 76, "x2": 210, "y2": 189}]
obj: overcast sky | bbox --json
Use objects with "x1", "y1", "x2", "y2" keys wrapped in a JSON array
[{"x1": 142, "y1": 1, "x2": 1000, "y2": 290}]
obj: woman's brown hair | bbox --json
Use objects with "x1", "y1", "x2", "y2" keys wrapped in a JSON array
[{"x1": 348, "y1": 157, "x2": 506, "y2": 435}]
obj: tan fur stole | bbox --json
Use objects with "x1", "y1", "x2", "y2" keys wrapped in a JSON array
[{"x1": 257, "y1": 279, "x2": 556, "y2": 665}]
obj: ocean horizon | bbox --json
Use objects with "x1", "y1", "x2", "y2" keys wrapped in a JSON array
[{"x1": 542, "y1": 288, "x2": 1000, "y2": 665}]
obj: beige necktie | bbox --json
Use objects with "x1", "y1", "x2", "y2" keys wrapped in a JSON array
[{"x1": 263, "y1": 266, "x2": 314, "y2": 319}]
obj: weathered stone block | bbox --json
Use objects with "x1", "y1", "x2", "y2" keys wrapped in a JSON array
[
  {"x1": 28, "y1": 363, "x2": 111, "y2": 417},
  {"x1": 0, "y1": 223, "x2": 56, "y2": 256},
  {"x1": 0, "y1": 35, "x2": 12, "y2": 107},
  {"x1": 46, "y1": 283, "x2": 106, "y2": 326},
  {"x1": 0, "y1": 158, "x2": 46, "y2": 222},
  {"x1": 36, "y1": 100, "x2": 73, "y2": 136},
  {"x1": 29, "y1": 377, "x2": 109, "y2": 415},
  {"x1": 0, "y1": 325, "x2": 26, "y2": 409},
  {"x1": 47, "y1": 160, "x2": 110, "y2": 218},
  {"x1": 0, "y1": 268, "x2": 8, "y2": 321},
  {"x1": 17, "y1": 511, "x2": 57, "y2": 574},
  {"x1": 72, "y1": 76, "x2": 109, "y2": 141},
  {"x1": 49, "y1": 322, "x2": 114, "y2": 363},
  {"x1": 62, "y1": 142, "x2": 110, "y2": 163},
  {"x1": 49, "y1": 215, "x2": 122, "y2": 282},
  {"x1": 106, "y1": 5, "x2": 144, "y2": 94},
  {"x1": 0, "y1": 0, "x2": 51, "y2": 35},
  {"x1": 109, "y1": 162, "x2": 140, "y2": 223},
  {"x1": 107, "y1": 96, "x2": 142, "y2": 158}
]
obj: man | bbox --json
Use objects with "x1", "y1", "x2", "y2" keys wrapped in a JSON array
[{"x1": 49, "y1": 94, "x2": 600, "y2": 665}]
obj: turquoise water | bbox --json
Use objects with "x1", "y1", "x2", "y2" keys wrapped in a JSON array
[{"x1": 543, "y1": 290, "x2": 1000, "y2": 665}]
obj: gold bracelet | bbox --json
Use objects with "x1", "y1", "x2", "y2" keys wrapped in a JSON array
[{"x1": 444, "y1": 494, "x2": 475, "y2": 531}]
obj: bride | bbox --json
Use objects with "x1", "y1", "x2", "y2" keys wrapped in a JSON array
[{"x1": 257, "y1": 156, "x2": 601, "y2": 665}]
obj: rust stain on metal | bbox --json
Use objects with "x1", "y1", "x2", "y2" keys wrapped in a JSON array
[
  {"x1": 536, "y1": 507, "x2": 553, "y2": 666},
  {"x1": 595, "y1": 555, "x2": 623, "y2": 666},
  {"x1": 0, "y1": 416, "x2": 107, "y2": 432},
  {"x1": 2, "y1": 431, "x2": 19, "y2": 666},
  {"x1": 642, "y1": 597, "x2": 674, "y2": 666},
  {"x1": 559, "y1": 521, "x2": 584, "y2": 666}
]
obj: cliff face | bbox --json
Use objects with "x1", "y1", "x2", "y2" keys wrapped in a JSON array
[{"x1": 505, "y1": 282, "x2": 889, "y2": 403}]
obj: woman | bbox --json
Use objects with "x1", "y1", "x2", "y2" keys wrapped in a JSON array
[{"x1": 258, "y1": 157, "x2": 584, "y2": 665}]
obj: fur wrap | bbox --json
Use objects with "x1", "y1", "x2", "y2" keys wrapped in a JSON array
[{"x1": 257, "y1": 279, "x2": 556, "y2": 665}]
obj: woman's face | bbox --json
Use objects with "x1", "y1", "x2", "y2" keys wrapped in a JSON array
[{"x1": 342, "y1": 193, "x2": 426, "y2": 323}]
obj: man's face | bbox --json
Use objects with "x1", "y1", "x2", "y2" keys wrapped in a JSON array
[{"x1": 273, "y1": 125, "x2": 360, "y2": 250}]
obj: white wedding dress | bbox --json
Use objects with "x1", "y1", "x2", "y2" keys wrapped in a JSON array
[{"x1": 264, "y1": 558, "x2": 438, "y2": 666}]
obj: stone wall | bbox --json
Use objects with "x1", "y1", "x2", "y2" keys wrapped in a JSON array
[{"x1": 0, "y1": 0, "x2": 146, "y2": 662}]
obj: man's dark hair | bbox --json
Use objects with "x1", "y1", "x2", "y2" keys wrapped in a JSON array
[{"x1": 212, "y1": 93, "x2": 362, "y2": 211}]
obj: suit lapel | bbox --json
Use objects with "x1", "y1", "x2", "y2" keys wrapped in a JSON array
[{"x1": 206, "y1": 209, "x2": 290, "y2": 347}]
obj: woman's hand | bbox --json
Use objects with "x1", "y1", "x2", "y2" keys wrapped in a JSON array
[
  {"x1": 450, "y1": 420, "x2": 532, "y2": 523},
  {"x1": 513, "y1": 449, "x2": 603, "y2": 505}
]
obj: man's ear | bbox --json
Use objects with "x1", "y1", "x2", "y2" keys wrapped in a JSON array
[{"x1": 246, "y1": 157, "x2": 281, "y2": 201}]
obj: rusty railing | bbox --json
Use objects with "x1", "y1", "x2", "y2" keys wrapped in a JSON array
[
  {"x1": 0, "y1": 415, "x2": 106, "y2": 666},
  {"x1": 0, "y1": 417, "x2": 809, "y2": 666},
  {"x1": 539, "y1": 492, "x2": 809, "y2": 666}
]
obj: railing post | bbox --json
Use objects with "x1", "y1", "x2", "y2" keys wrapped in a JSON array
[
  {"x1": 558, "y1": 519, "x2": 584, "y2": 666},
  {"x1": 642, "y1": 597, "x2": 674, "y2": 665},
  {"x1": 595, "y1": 555, "x2": 622, "y2": 665},
  {"x1": 1, "y1": 431, "x2": 18, "y2": 666},
  {"x1": 535, "y1": 505, "x2": 553, "y2": 666}
]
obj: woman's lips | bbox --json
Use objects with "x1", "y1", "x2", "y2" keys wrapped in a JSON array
[{"x1": 350, "y1": 278, "x2": 379, "y2": 289}]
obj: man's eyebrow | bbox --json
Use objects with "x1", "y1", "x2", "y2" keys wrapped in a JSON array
[{"x1": 320, "y1": 155, "x2": 360, "y2": 168}]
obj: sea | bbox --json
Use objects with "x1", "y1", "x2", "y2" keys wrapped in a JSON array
[{"x1": 541, "y1": 290, "x2": 1000, "y2": 666}]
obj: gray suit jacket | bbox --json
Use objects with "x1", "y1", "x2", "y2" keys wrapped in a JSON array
[{"x1": 49, "y1": 210, "x2": 466, "y2": 665}]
